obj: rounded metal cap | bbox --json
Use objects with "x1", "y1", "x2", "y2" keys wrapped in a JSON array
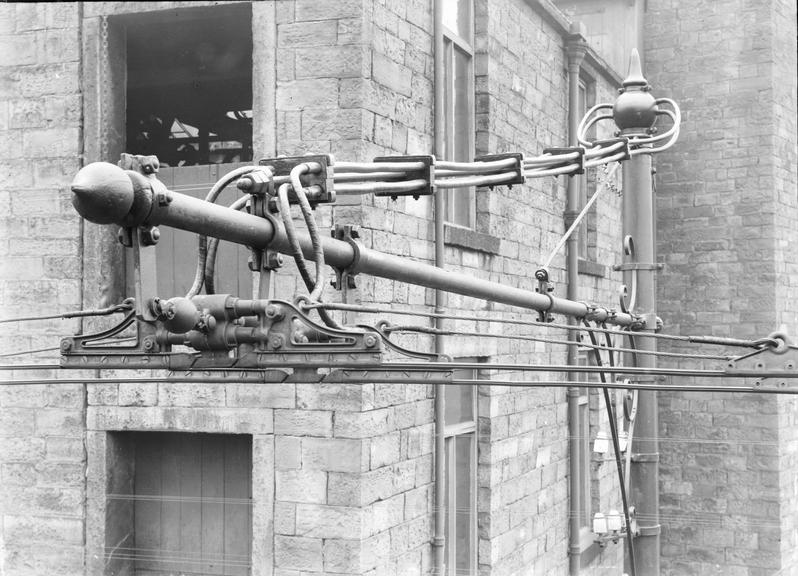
[
  {"x1": 71, "y1": 162, "x2": 135, "y2": 225},
  {"x1": 613, "y1": 49, "x2": 657, "y2": 131}
]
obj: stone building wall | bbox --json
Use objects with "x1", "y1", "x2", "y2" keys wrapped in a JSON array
[
  {"x1": 1, "y1": 1, "x2": 637, "y2": 575},
  {"x1": 0, "y1": 4, "x2": 86, "y2": 576},
  {"x1": 646, "y1": 0, "x2": 798, "y2": 574}
]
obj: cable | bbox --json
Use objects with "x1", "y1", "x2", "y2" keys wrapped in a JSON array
[
  {"x1": 289, "y1": 164, "x2": 327, "y2": 303},
  {"x1": 202, "y1": 196, "x2": 250, "y2": 295},
  {"x1": 185, "y1": 165, "x2": 258, "y2": 298},
  {"x1": 384, "y1": 324, "x2": 734, "y2": 361},
  {"x1": 0, "y1": 299, "x2": 134, "y2": 324},
  {"x1": 583, "y1": 320, "x2": 636, "y2": 576},
  {"x1": 542, "y1": 162, "x2": 620, "y2": 270},
  {"x1": 277, "y1": 177, "x2": 339, "y2": 329},
  {"x1": 0, "y1": 346, "x2": 62, "y2": 358},
  {"x1": 306, "y1": 301, "x2": 782, "y2": 352}
]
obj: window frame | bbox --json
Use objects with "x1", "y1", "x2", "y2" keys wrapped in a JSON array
[
  {"x1": 575, "y1": 350, "x2": 597, "y2": 553},
  {"x1": 576, "y1": 74, "x2": 599, "y2": 264},
  {"x1": 443, "y1": 363, "x2": 479, "y2": 576},
  {"x1": 441, "y1": 0, "x2": 476, "y2": 229}
]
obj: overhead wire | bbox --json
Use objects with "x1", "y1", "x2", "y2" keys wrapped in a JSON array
[
  {"x1": 304, "y1": 301, "x2": 783, "y2": 351},
  {"x1": 0, "y1": 299, "x2": 134, "y2": 324}
]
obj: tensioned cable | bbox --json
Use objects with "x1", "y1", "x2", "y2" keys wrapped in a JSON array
[
  {"x1": 303, "y1": 301, "x2": 779, "y2": 350},
  {"x1": 542, "y1": 162, "x2": 620, "y2": 270},
  {"x1": 0, "y1": 299, "x2": 134, "y2": 324},
  {"x1": 0, "y1": 346, "x2": 62, "y2": 358},
  {"x1": 383, "y1": 325, "x2": 733, "y2": 361}
]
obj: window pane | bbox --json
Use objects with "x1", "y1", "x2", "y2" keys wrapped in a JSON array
[
  {"x1": 445, "y1": 45, "x2": 474, "y2": 227},
  {"x1": 445, "y1": 382, "x2": 473, "y2": 425},
  {"x1": 455, "y1": 434, "x2": 474, "y2": 574},
  {"x1": 442, "y1": 0, "x2": 472, "y2": 42}
]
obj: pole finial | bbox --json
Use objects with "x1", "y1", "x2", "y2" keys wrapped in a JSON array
[{"x1": 622, "y1": 48, "x2": 648, "y2": 88}]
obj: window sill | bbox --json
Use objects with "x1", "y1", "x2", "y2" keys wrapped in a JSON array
[
  {"x1": 444, "y1": 224, "x2": 501, "y2": 255},
  {"x1": 578, "y1": 258, "x2": 607, "y2": 278}
]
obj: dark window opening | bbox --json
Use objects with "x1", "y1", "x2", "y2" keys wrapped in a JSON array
[
  {"x1": 124, "y1": 4, "x2": 253, "y2": 166},
  {"x1": 105, "y1": 432, "x2": 253, "y2": 576}
]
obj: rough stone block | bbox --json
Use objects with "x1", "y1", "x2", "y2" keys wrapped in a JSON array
[
  {"x1": 274, "y1": 535, "x2": 323, "y2": 572},
  {"x1": 295, "y1": 503, "x2": 363, "y2": 539},
  {"x1": 275, "y1": 409, "x2": 333, "y2": 437},
  {"x1": 302, "y1": 437, "x2": 366, "y2": 472},
  {"x1": 324, "y1": 538, "x2": 362, "y2": 572},
  {"x1": 276, "y1": 468, "x2": 327, "y2": 504},
  {"x1": 295, "y1": 45, "x2": 367, "y2": 79},
  {"x1": 276, "y1": 79, "x2": 339, "y2": 110}
]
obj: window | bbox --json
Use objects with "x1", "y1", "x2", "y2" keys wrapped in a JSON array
[
  {"x1": 115, "y1": 5, "x2": 255, "y2": 298},
  {"x1": 105, "y1": 432, "x2": 253, "y2": 576},
  {"x1": 441, "y1": 0, "x2": 475, "y2": 228},
  {"x1": 577, "y1": 76, "x2": 598, "y2": 262},
  {"x1": 575, "y1": 352, "x2": 593, "y2": 534},
  {"x1": 444, "y1": 364, "x2": 478, "y2": 575},
  {"x1": 125, "y1": 4, "x2": 253, "y2": 166}
]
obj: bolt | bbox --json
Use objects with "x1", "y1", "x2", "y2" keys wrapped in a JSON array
[
  {"x1": 60, "y1": 339, "x2": 73, "y2": 352},
  {"x1": 142, "y1": 337, "x2": 157, "y2": 352},
  {"x1": 270, "y1": 335, "x2": 284, "y2": 349},
  {"x1": 266, "y1": 252, "x2": 284, "y2": 269},
  {"x1": 141, "y1": 226, "x2": 160, "y2": 246},
  {"x1": 265, "y1": 305, "x2": 283, "y2": 320},
  {"x1": 364, "y1": 334, "x2": 377, "y2": 348}
]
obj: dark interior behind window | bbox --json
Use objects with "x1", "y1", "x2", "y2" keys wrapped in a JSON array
[{"x1": 125, "y1": 4, "x2": 253, "y2": 166}]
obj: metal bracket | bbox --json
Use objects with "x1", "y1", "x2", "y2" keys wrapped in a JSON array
[
  {"x1": 630, "y1": 452, "x2": 660, "y2": 463},
  {"x1": 330, "y1": 225, "x2": 360, "y2": 291},
  {"x1": 534, "y1": 268, "x2": 555, "y2": 323},
  {"x1": 259, "y1": 154, "x2": 335, "y2": 206},
  {"x1": 473, "y1": 152, "x2": 525, "y2": 188},
  {"x1": 724, "y1": 333, "x2": 798, "y2": 390},
  {"x1": 612, "y1": 262, "x2": 664, "y2": 272},
  {"x1": 61, "y1": 298, "x2": 385, "y2": 370},
  {"x1": 637, "y1": 524, "x2": 661, "y2": 537},
  {"x1": 542, "y1": 146, "x2": 585, "y2": 174},
  {"x1": 372, "y1": 155, "x2": 435, "y2": 199}
]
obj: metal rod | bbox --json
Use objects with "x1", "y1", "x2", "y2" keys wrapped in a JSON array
[
  {"x1": 565, "y1": 35, "x2": 586, "y2": 576},
  {"x1": 432, "y1": 1, "x2": 447, "y2": 573},
  {"x1": 71, "y1": 165, "x2": 640, "y2": 327},
  {"x1": 1, "y1": 376, "x2": 793, "y2": 395}
]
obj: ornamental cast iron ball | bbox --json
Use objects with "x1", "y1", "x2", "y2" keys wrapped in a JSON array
[{"x1": 612, "y1": 48, "x2": 658, "y2": 133}]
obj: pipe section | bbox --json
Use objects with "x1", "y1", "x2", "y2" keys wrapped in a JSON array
[{"x1": 565, "y1": 29, "x2": 587, "y2": 576}]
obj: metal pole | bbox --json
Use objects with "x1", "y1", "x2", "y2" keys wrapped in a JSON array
[
  {"x1": 614, "y1": 49, "x2": 660, "y2": 575},
  {"x1": 625, "y1": 152, "x2": 660, "y2": 574},
  {"x1": 565, "y1": 26, "x2": 587, "y2": 576},
  {"x1": 70, "y1": 162, "x2": 640, "y2": 327},
  {"x1": 432, "y1": 0, "x2": 447, "y2": 573}
]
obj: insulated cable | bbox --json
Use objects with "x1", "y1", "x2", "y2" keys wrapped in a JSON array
[
  {"x1": 186, "y1": 165, "x2": 258, "y2": 298},
  {"x1": 583, "y1": 319, "x2": 636, "y2": 576}
]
